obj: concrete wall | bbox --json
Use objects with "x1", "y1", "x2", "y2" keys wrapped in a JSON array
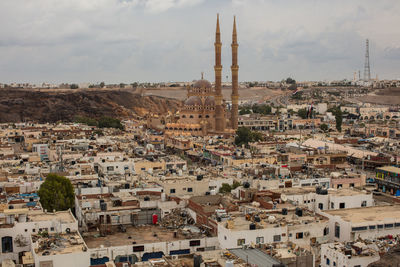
[
  {"x1": 321, "y1": 243, "x2": 380, "y2": 267},
  {"x1": 88, "y1": 237, "x2": 219, "y2": 262}
]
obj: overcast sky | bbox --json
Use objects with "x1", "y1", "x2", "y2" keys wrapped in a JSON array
[{"x1": 1, "y1": 0, "x2": 400, "y2": 84}]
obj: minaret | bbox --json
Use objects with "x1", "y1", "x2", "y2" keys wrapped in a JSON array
[
  {"x1": 231, "y1": 16, "x2": 239, "y2": 130},
  {"x1": 214, "y1": 14, "x2": 225, "y2": 132}
]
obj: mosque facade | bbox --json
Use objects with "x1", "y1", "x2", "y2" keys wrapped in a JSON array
[{"x1": 165, "y1": 15, "x2": 239, "y2": 136}]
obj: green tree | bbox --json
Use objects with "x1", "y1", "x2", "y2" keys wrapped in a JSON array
[
  {"x1": 232, "y1": 181, "x2": 241, "y2": 189},
  {"x1": 74, "y1": 116, "x2": 97, "y2": 126},
  {"x1": 70, "y1": 84, "x2": 79, "y2": 89},
  {"x1": 239, "y1": 108, "x2": 252, "y2": 115},
  {"x1": 328, "y1": 106, "x2": 343, "y2": 132},
  {"x1": 335, "y1": 111, "x2": 343, "y2": 132},
  {"x1": 286, "y1": 77, "x2": 296, "y2": 84},
  {"x1": 219, "y1": 183, "x2": 232, "y2": 193},
  {"x1": 320, "y1": 123, "x2": 329, "y2": 132},
  {"x1": 297, "y1": 108, "x2": 308, "y2": 119},
  {"x1": 99, "y1": 82, "x2": 105, "y2": 88},
  {"x1": 119, "y1": 83, "x2": 125, "y2": 88},
  {"x1": 98, "y1": 116, "x2": 124, "y2": 130},
  {"x1": 288, "y1": 83, "x2": 297, "y2": 91},
  {"x1": 234, "y1": 127, "x2": 263, "y2": 146},
  {"x1": 38, "y1": 174, "x2": 75, "y2": 212},
  {"x1": 252, "y1": 104, "x2": 272, "y2": 115}
]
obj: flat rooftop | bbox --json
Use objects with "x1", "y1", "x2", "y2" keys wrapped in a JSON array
[
  {"x1": 377, "y1": 166, "x2": 400, "y2": 174},
  {"x1": 325, "y1": 205, "x2": 400, "y2": 224},
  {"x1": 32, "y1": 232, "x2": 87, "y2": 256},
  {"x1": 28, "y1": 210, "x2": 76, "y2": 223},
  {"x1": 270, "y1": 187, "x2": 369, "y2": 197},
  {"x1": 223, "y1": 210, "x2": 327, "y2": 231},
  {"x1": 83, "y1": 225, "x2": 205, "y2": 248},
  {"x1": 229, "y1": 248, "x2": 280, "y2": 267}
]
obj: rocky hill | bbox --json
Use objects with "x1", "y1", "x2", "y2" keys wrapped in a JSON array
[{"x1": 0, "y1": 88, "x2": 181, "y2": 123}]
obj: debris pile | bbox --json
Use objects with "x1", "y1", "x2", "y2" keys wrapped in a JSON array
[{"x1": 160, "y1": 208, "x2": 194, "y2": 229}]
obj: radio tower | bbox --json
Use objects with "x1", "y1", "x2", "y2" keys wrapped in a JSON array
[{"x1": 363, "y1": 39, "x2": 371, "y2": 81}]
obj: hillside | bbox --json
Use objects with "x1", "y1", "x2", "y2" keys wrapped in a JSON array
[{"x1": 0, "y1": 88, "x2": 181, "y2": 123}]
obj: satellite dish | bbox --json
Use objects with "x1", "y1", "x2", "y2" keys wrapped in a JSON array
[{"x1": 281, "y1": 194, "x2": 288, "y2": 202}]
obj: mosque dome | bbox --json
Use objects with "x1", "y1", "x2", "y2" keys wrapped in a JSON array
[
  {"x1": 184, "y1": 96, "x2": 202, "y2": 106},
  {"x1": 193, "y1": 79, "x2": 212, "y2": 89},
  {"x1": 204, "y1": 96, "x2": 215, "y2": 106}
]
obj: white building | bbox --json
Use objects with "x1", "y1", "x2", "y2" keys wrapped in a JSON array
[
  {"x1": 217, "y1": 209, "x2": 329, "y2": 249},
  {"x1": 31, "y1": 231, "x2": 90, "y2": 267},
  {"x1": 0, "y1": 209, "x2": 78, "y2": 264},
  {"x1": 321, "y1": 242, "x2": 380, "y2": 267},
  {"x1": 322, "y1": 205, "x2": 400, "y2": 242},
  {"x1": 271, "y1": 187, "x2": 374, "y2": 212}
]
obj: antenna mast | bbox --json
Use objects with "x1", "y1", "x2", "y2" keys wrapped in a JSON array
[{"x1": 363, "y1": 39, "x2": 371, "y2": 81}]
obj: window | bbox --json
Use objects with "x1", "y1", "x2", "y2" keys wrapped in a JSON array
[
  {"x1": 2, "y1": 236, "x2": 13, "y2": 253},
  {"x1": 326, "y1": 258, "x2": 330, "y2": 265},
  {"x1": 331, "y1": 202, "x2": 334, "y2": 209},
  {"x1": 224, "y1": 236, "x2": 227, "y2": 240},
  {"x1": 395, "y1": 223, "x2": 400, "y2": 228},
  {"x1": 324, "y1": 227, "x2": 329, "y2": 236},
  {"x1": 32, "y1": 229, "x2": 35, "y2": 233},
  {"x1": 170, "y1": 189, "x2": 176, "y2": 194},
  {"x1": 296, "y1": 232, "x2": 303, "y2": 239},
  {"x1": 141, "y1": 167, "x2": 146, "y2": 171},
  {"x1": 256, "y1": 237, "x2": 264, "y2": 244},
  {"x1": 337, "y1": 184, "x2": 342, "y2": 189},
  {"x1": 339, "y1": 203, "x2": 345, "y2": 209},
  {"x1": 333, "y1": 261, "x2": 336, "y2": 266},
  {"x1": 133, "y1": 245, "x2": 145, "y2": 252},
  {"x1": 335, "y1": 223, "x2": 340, "y2": 238},
  {"x1": 273, "y1": 235, "x2": 281, "y2": 242},
  {"x1": 385, "y1": 224, "x2": 394, "y2": 229},
  {"x1": 188, "y1": 188, "x2": 193, "y2": 192},
  {"x1": 50, "y1": 227, "x2": 54, "y2": 232},
  {"x1": 237, "y1": 239, "x2": 245, "y2": 246},
  {"x1": 361, "y1": 201, "x2": 367, "y2": 207},
  {"x1": 318, "y1": 203, "x2": 324, "y2": 210},
  {"x1": 24, "y1": 229, "x2": 27, "y2": 232},
  {"x1": 107, "y1": 166, "x2": 114, "y2": 171},
  {"x1": 369, "y1": 225, "x2": 376, "y2": 230},
  {"x1": 190, "y1": 240, "x2": 201, "y2": 246},
  {"x1": 352, "y1": 226, "x2": 367, "y2": 231},
  {"x1": 377, "y1": 224, "x2": 383, "y2": 229}
]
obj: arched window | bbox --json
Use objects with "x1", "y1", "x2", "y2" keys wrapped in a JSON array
[
  {"x1": 182, "y1": 115, "x2": 186, "y2": 118},
  {"x1": 205, "y1": 115, "x2": 210, "y2": 118},
  {"x1": 199, "y1": 115, "x2": 202, "y2": 118},
  {"x1": 190, "y1": 115, "x2": 194, "y2": 118}
]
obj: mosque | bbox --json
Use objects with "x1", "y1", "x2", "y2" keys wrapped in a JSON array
[{"x1": 165, "y1": 14, "x2": 239, "y2": 136}]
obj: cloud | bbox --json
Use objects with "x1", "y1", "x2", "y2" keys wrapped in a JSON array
[{"x1": 0, "y1": 0, "x2": 400, "y2": 83}]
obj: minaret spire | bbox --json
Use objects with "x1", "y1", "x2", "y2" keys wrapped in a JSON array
[
  {"x1": 214, "y1": 13, "x2": 224, "y2": 132},
  {"x1": 231, "y1": 15, "x2": 239, "y2": 130}
]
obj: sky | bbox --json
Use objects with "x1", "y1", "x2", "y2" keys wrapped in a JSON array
[{"x1": 0, "y1": 0, "x2": 400, "y2": 84}]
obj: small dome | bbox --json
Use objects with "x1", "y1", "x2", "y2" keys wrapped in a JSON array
[
  {"x1": 193, "y1": 79, "x2": 212, "y2": 89},
  {"x1": 184, "y1": 96, "x2": 202, "y2": 106},
  {"x1": 204, "y1": 96, "x2": 215, "y2": 106}
]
